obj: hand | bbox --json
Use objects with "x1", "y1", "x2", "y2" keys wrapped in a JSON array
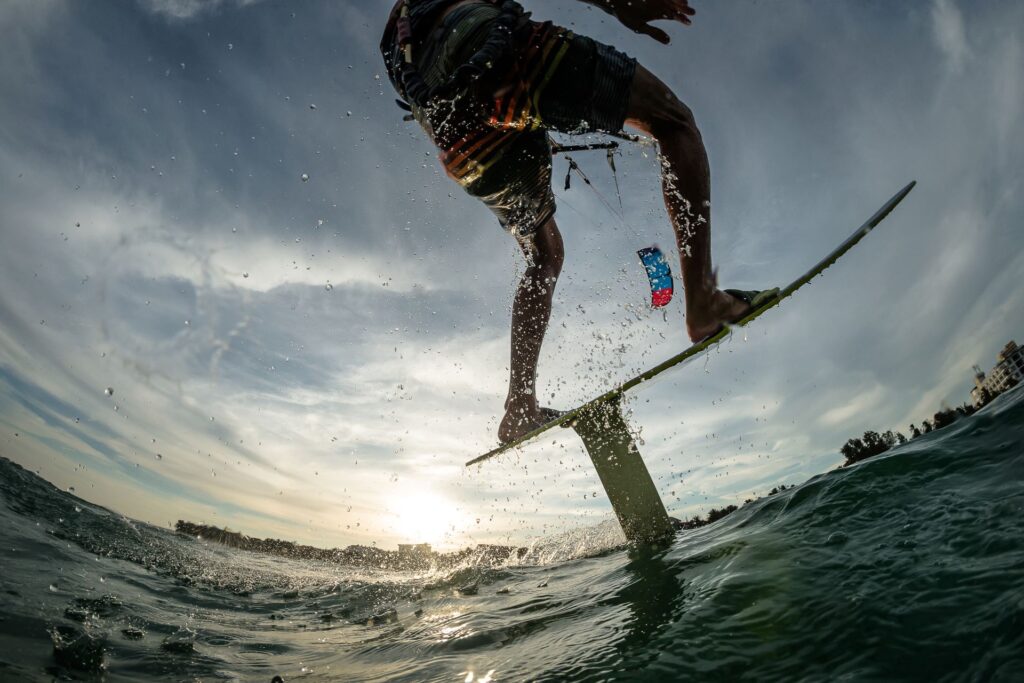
[{"x1": 609, "y1": 0, "x2": 696, "y2": 44}]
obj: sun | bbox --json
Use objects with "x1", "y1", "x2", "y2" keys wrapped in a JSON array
[{"x1": 386, "y1": 490, "x2": 464, "y2": 546}]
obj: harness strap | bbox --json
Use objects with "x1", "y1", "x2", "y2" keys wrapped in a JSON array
[{"x1": 397, "y1": 5, "x2": 413, "y2": 64}]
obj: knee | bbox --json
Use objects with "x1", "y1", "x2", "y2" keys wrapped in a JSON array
[
  {"x1": 627, "y1": 67, "x2": 701, "y2": 142},
  {"x1": 532, "y1": 246, "x2": 563, "y2": 282},
  {"x1": 649, "y1": 96, "x2": 700, "y2": 146},
  {"x1": 525, "y1": 217, "x2": 564, "y2": 280}
]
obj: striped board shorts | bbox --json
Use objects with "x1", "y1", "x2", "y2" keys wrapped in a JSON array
[{"x1": 413, "y1": 3, "x2": 637, "y2": 239}]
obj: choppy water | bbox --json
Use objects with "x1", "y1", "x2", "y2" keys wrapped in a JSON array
[{"x1": 1, "y1": 388, "x2": 1022, "y2": 682}]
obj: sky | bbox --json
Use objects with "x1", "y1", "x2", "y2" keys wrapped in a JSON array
[{"x1": 0, "y1": 0, "x2": 1021, "y2": 551}]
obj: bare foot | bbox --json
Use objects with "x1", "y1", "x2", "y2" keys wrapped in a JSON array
[
  {"x1": 685, "y1": 289, "x2": 750, "y2": 342},
  {"x1": 498, "y1": 405, "x2": 563, "y2": 444}
]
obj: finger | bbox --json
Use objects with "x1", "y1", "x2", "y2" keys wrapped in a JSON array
[
  {"x1": 637, "y1": 23, "x2": 671, "y2": 45},
  {"x1": 660, "y1": 12, "x2": 691, "y2": 27},
  {"x1": 673, "y1": 1, "x2": 696, "y2": 22},
  {"x1": 659, "y1": 0, "x2": 695, "y2": 25},
  {"x1": 667, "y1": 0, "x2": 696, "y2": 16}
]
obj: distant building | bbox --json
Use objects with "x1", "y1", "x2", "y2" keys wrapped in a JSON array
[
  {"x1": 397, "y1": 543, "x2": 433, "y2": 568},
  {"x1": 971, "y1": 340, "x2": 1024, "y2": 406},
  {"x1": 398, "y1": 543, "x2": 431, "y2": 555}
]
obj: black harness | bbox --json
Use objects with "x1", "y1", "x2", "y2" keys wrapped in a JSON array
[{"x1": 384, "y1": 0, "x2": 526, "y2": 111}]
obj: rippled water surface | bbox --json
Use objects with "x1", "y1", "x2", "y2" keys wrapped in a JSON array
[{"x1": 1, "y1": 388, "x2": 1022, "y2": 681}]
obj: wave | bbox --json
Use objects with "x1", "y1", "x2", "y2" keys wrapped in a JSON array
[{"x1": 0, "y1": 386, "x2": 1021, "y2": 680}]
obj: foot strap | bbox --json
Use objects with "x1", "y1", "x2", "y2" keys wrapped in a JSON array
[{"x1": 725, "y1": 288, "x2": 780, "y2": 311}]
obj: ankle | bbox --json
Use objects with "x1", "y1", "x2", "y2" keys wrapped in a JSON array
[
  {"x1": 685, "y1": 284, "x2": 717, "y2": 313},
  {"x1": 687, "y1": 271, "x2": 717, "y2": 296},
  {"x1": 505, "y1": 394, "x2": 537, "y2": 414}
]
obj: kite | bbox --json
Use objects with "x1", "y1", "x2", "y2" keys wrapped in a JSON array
[{"x1": 637, "y1": 246, "x2": 674, "y2": 308}]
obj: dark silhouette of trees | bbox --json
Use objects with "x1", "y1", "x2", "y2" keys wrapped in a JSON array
[
  {"x1": 743, "y1": 484, "x2": 794, "y2": 506},
  {"x1": 932, "y1": 407, "x2": 958, "y2": 430},
  {"x1": 676, "y1": 504, "x2": 740, "y2": 530},
  {"x1": 840, "y1": 429, "x2": 905, "y2": 467},
  {"x1": 838, "y1": 379, "x2": 1009, "y2": 466},
  {"x1": 706, "y1": 505, "x2": 738, "y2": 523}
]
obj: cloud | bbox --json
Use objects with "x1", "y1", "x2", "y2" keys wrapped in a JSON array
[
  {"x1": 818, "y1": 385, "x2": 889, "y2": 427},
  {"x1": 1, "y1": 0, "x2": 1022, "y2": 551},
  {"x1": 136, "y1": 0, "x2": 266, "y2": 21},
  {"x1": 932, "y1": 0, "x2": 971, "y2": 72}
]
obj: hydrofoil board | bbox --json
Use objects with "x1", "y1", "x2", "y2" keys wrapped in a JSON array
[{"x1": 467, "y1": 181, "x2": 916, "y2": 468}]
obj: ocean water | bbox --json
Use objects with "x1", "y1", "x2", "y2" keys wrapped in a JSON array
[{"x1": 1, "y1": 389, "x2": 1022, "y2": 682}]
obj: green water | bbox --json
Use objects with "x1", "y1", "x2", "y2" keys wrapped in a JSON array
[{"x1": 0, "y1": 387, "x2": 1021, "y2": 681}]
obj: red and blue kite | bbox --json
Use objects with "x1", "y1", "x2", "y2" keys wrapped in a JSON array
[{"x1": 638, "y1": 246, "x2": 674, "y2": 308}]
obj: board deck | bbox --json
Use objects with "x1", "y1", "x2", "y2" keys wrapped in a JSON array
[{"x1": 467, "y1": 181, "x2": 916, "y2": 468}]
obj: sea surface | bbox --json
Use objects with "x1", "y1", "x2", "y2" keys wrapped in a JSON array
[{"x1": 1, "y1": 388, "x2": 1022, "y2": 682}]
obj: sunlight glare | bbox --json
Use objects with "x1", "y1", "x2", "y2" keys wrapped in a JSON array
[{"x1": 386, "y1": 490, "x2": 463, "y2": 546}]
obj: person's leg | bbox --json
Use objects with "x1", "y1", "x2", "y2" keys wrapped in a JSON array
[
  {"x1": 499, "y1": 215, "x2": 564, "y2": 444},
  {"x1": 623, "y1": 64, "x2": 749, "y2": 342}
]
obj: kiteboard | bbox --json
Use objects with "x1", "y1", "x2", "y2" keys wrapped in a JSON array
[{"x1": 467, "y1": 180, "x2": 916, "y2": 468}]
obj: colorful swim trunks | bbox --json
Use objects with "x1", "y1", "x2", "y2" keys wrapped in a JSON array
[{"x1": 390, "y1": 1, "x2": 637, "y2": 238}]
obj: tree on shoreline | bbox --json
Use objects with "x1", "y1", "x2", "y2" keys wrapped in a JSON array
[
  {"x1": 838, "y1": 388, "x2": 1012, "y2": 467},
  {"x1": 840, "y1": 430, "x2": 905, "y2": 467}
]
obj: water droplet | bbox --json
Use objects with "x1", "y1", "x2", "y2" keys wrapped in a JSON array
[
  {"x1": 309, "y1": 103, "x2": 317, "y2": 110},
  {"x1": 242, "y1": 272, "x2": 249, "y2": 278},
  {"x1": 104, "y1": 387, "x2": 114, "y2": 397},
  {"x1": 325, "y1": 283, "x2": 333, "y2": 291},
  {"x1": 155, "y1": 453, "x2": 163, "y2": 460},
  {"x1": 300, "y1": 173, "x2": 310, "y2": 182},
  {"x1": 49, "y1": 584, "x2": 58, "y2": 592}
]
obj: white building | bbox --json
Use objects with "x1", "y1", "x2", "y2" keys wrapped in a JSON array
[
  {"x1": 971, "y1": 340, "x2": 1024, "y2": 406},
  {"x1": 397, "y1": 543, "x2": 432, "y2": 567}
]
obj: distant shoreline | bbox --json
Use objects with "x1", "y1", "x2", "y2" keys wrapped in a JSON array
[
  {"x1": 116, "y1": 363, "x2": 1024, "y2": 563},
  {"x1": 839, "y1": 370, "x2": 1019, "y2": 467},
  {"x1": 174, "y1": 520, "x2": 525, "y2": 570},
  {"x1": 174, "y1": 489, "x2": 796, "y2": 564}
]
